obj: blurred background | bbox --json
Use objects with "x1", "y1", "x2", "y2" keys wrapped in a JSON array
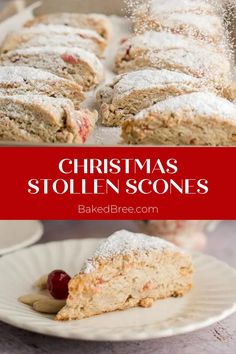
[{"x1": 38, "y1": 220, "x2": 236, "y2": 268}]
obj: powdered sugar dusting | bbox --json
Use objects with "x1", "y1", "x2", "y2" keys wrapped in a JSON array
[
  {"x1": 5, "y1": 25, "x2": 105, "y2": 54},
  {"x1": 161, "y1": 13, "x2": 222, "y2": 40},
  {"x1": 0, "y1": 93, "x2": 73, "y2": 115},
  {"x1": 12, "y1": 34, "x2": 103, "y2": 54},
  {"x1": 81, "y1": 230, "x2": 177, "y2": 274},
  {"x1": 118, "y1": 30, "x2": 228, "y2": 64},
  {"x1": 0, "y1": 66, "x2": 62, "y2": 82},
  {"x1": 149, "y1": 0, "x2": 217, "y2": 15},
  {"x1": 122, "y1": 31, "x2": 200, "y2": 51},
  {"x1": 147, "y1": 46, "x2": 230, "y2": 81},
  {"x1": 111, "y1": 69, "x2": 204, "y2": 100},
  {"x1": 18, "y1": 24, "x2": 103, "y2": 40},
  {"x1": 124, "y1": 0, "x2": 232, "y2": 57},
  {"x1": 7, "y1": 46, "x2": 103, "y2": 74},
  {"x1": 115, "y1": 27, "x2": 230, "y2": 88},
  {"x1": 0, "y1": 93, "x2": 69, "y2": 128},
  {"x1": 135, "y1": 92, "x2": 236, "y2": 121},
  {"x1": 26, "y1": 12, "x2": 110, "y2": 31}
]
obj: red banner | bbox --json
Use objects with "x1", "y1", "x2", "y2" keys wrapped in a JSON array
[{"x1": 0, "y1": 146, "x2": 235, "y2": 220}]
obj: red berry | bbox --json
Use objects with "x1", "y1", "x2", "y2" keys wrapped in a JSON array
[{"x1": 47, "y1": 269, "x2": 71, "y2": 299}]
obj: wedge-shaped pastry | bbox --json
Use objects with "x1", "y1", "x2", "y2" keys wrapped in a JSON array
[
  {"x1": 0, "y1": 66, "x2": 84, "y2": 109},
  {"x1": 56, "y1": 230, "x2": 193, "y2": 320},
  {"x1": 133, "y1": 8, "x2": 224, "y2": 45},
  {"x1": 1, "y1": 25, "x2": 107, "y2": 57},
  {"x1": 24, "y1": 13, "x2": 112, "y2": 41},
  {"x1": 114, "y1": 32, "x2": 231, "y2": 92},
  {"x1": 0, "y1": 47, "x2": 104, "y2": 91},
  {"x1": 121, "y1": 92, "x2": 236, "y2": 146},
  {"x1": 137, "y1": 0, "x2": 216, "y2": 16},
  {"x1": 97, "y1": 69, "x2": 218, "y2": 126},
  {"x1": 0, "y1": 94, "x2": 97, "y2": 143}
]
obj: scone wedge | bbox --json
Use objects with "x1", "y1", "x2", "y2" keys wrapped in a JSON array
[
  {"x1": 0, "y1": 66, "x2": 84, "y2": 109},
  {"x1": 0, "y1": 94, "x2": 97, "y2": 143},
  {"x1": 133, "y1": 11, "x2": 224, "y2": 46},
  {"x1": 133, "y1": 0, "x2": 217, "y2": 17},
  {"x1": 97, "y1": 69, "x2": 219, "y2": 126},
  {"x1": 0, "y1": 47, "x2": 104, "y2": 91},
  {"x1": 24, "y1": 13, "x2": 112, "y2": 41},
  {"x1": 114, "y1": 32, "x2": 231, "y2": 92},
  {"x1": 56, "y1": 230, "x2": 193, "y2": 321},
  {"x1": 121, "y1": 92, "x2": 236, "y2": 146},
  {"x1": 1, "y1": 25, "x2": 107, "y2": 57}
]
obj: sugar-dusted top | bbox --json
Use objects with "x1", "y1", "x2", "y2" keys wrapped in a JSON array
[
  {"x1": 110, "y1": 69, "x2": 203, "y2": 101},
  {"x1": 147, "y1": 46, "x2": 229, "y2": 81},
  {"x1": 7, "y1": 46, "x2": 103, "y2": 74},
  {"x1": 12, "y1": 34, "x2": 102, "y2": 53},
  {"x1": 135, "y1": 92, "x2": 236, "y2": 122},
  {"x1": 18, "y1": 24, "x2": 103, "y2": 40},
  {"x1": 123, "y1": 31, "x2": 199, "y2": 51},
  {"x1": 150, "y1": 0, "x2": 216, "y2": 15},
  {"x1": 119, "y1": 32, "x2": 228, "y2": 80},
  {"x1": 120, "y1": 31, "x2": 221, "y2": 56},
  {"x1": 163, "y1": 13, "x2": 222, "y2": 36},
  {"x1": 0, "y1": 93, "x2": 74, "y2": 120},
  {"x1": 31, "y1": 12, "x2": 109, "y2": 23},
  {"x1": 81, "y1": 230, "x2": 177, "y2": 273},
  {"x1": 0, "y1": 66, "x2": 62, "y2": 83},
  {"x1": 0, "y1": 93, "x2": 88, "y2": 130}
]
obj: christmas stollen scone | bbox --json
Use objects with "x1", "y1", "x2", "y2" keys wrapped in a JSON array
[
  {"x1": 0, "y1": 47, "x2": 104, "y2": 91},
  {"x1": 133, "y1": 0, "x2": 217, "y2": 18},
  {"x1": 56, "y1": 230, "x2": 193, "y2": 320},
  {"x1": 133, "y1": 10, "x2": 224, "y2": 46},
  {"x1": 0, "y1": 66, "x2": 84, "y2": 109},
  {"x1": 0, "y1": 94, "x2": 97, "y2": 143},
  {"x1": 97, "y1": 69, "x2": 218, "y2": 126},
  {"x1": 1, "y1": 25, "x2": 107, "y2": 57},
  {"x1": 24, "y1": 13, "x2": 112, "y2": 41},
  {"x1": 114, "y1": 32, "x2": 231, "y2": 93},
  {"x1": 121, "y1": 92, "x2": 236, "y2": 146}
]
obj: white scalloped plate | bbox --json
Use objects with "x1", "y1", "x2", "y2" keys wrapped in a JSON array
[
  {"x1": 0, "y1": 239, "x2": 236, "y2": 341},
  {"x1": 0, "y1": 220, "x2": 43, "y2": 256}
]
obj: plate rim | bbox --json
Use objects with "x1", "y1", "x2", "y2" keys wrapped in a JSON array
[
  {"x1": 0, "y1": 220, "x2": 44, "y2": 256},
  {"x1": 0, "y1": 238, "x2": 236, "y2": 341}
]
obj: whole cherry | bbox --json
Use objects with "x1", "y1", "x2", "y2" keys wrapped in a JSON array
[{"x1": 47, "y1": 269, "x2": 71, "y2": 299}]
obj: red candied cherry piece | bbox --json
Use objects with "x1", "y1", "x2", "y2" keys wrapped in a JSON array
[
  {"x1": 78, "y1": 115, "x2": 90, "y2": 143},
  {"x1": 61, "y1": 54, "x2": 78, "y2": 64},
  {"x1": 47, "y1": 269, "x2": 71, "y2": 299}
]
